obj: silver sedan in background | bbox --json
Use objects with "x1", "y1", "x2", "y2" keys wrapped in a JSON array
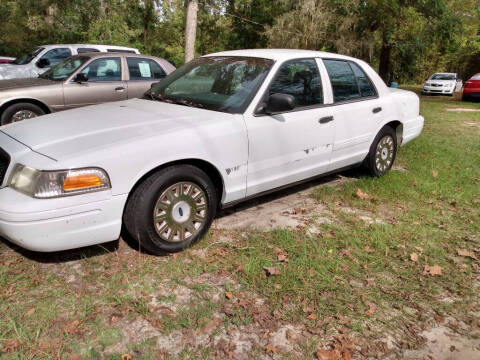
[{"x1": 0, "y1": 52, "x2": 175, "y2": 125}]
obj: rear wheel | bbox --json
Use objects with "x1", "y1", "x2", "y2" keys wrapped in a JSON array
[
  {"x1": 364, "y1": 126, "x2": 397, "y2": 177},
  {"x1": 1, "y1": 102, "x2": 45, "y2": 125},
  {"x1": 123, "y1": 165, "x2": 217, "y2": 254}
]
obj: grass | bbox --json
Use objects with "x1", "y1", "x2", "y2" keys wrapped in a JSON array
[{"x1": 0, "y1": 88, "x2": 479, "y2": 359}]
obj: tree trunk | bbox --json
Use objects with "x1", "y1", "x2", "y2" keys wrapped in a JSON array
[
  {"x1": 379, "y1": 37, "x2": 391, "y2": 84},
  {"x1": 184, "y1": 0, "x2": 199, "y2": 63}
]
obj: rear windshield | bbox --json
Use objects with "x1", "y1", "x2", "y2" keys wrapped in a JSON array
[{"x1": 12, "y1": 47, "x2": 44, "y2": 65}]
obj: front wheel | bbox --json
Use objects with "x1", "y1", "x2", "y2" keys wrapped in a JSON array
[
  {"x1": 123, "y1": 165, "x2": 217, "y2": 254},
  {"x1": 1, "y1": 102, "x2": 45, "y2": 125},
  {"x1": 364, "y1": 126, "x2": 397, "y2": 177}
]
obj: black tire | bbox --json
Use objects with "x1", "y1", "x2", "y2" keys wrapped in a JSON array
[
  {"x1": 363, "y1": 126, "x2": 398, "y2": 177},
  {"x1": 123, "y1": 165, "x2": 218, "y2": 254},
  {"x1": 0, "y1": 102, "x2": 45, "y2": 125}
]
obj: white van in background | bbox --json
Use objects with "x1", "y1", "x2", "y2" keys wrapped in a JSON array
[{"x1": 0, "y1": 44, "x2": 140, "y2": 80}]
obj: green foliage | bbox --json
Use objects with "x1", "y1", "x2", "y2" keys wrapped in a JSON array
[{"x1": 0, "y1": 0, "x2": 478, "y2": 81}]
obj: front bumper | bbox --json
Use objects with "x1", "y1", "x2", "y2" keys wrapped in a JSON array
[
  {"x1": 422, "y1": 86, "x2": 454, "y2": 95},
  {"x1": 0, "y1": 187, "x2": 127, "y2": 252}
]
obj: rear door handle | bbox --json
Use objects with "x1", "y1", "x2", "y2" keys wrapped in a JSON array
[
  {"x1": 373, "y1": 107, "x2": 382, "y2": 114},
  {"x1": 115, "y1": 86, "x2": 125, "y2": 91},
  {"x1": 319, "y1": 116, "x2": 334, "y2": 124}
]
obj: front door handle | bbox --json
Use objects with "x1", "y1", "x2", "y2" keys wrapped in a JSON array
[
  {"x1": 115, "y1": 86, "x2": 125, "y2": 92},
  {"x1": 373, "y1": 107, "x2": 382, "y2": 114},
  {"x1": 319, "y1": 116, "x2": 334, "y2": 124}
]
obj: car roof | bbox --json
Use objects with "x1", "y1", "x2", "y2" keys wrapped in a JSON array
[
  {"x1": 203, "y1": 49, "x2": 357, "y2": 62},
  {"x1": 432, "y1": 72, "x2": 456, "y2": 75},
  {"x1": 74, "y1": 52, "x2": 158, "y2": 59},
  {"x1": 39, "y1": 44, "x2": 138, "y2": 50}
]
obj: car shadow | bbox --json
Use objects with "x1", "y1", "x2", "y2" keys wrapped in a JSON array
[{"x1": 0, "y1": 168, "x2": 362, "y2": 263}]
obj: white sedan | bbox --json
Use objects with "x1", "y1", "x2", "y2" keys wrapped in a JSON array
[
  {"x1": 422, "y1": 73, "x2": 460, "y2": 96},
  {"x1": 0, "y1": 49, "x2": 424, "y2": 254}
]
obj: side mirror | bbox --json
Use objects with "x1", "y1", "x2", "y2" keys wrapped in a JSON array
[
  {"x1": 261, "y1": 93, "x2": 296, "y2": 115},
  {"x1": 36, "y1": 58, "x2": 50, "y2": 68},
  {"x1": 74, "y1": 73, "x2": 88, "y2": 83}
]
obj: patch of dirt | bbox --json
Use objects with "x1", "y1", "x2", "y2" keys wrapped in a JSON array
[
  {"x1": 214, "y1": 175, "x2": 353, "y2": 231},
  {"x1": 403, "y1": 323, "x2": 480, "y2": 360},
  {"x1": 446, "y1": 108, "x2": 480, "y2": 112},
  {"x1": 462, "y1": 121, "x2": 480, "y2": 128}
]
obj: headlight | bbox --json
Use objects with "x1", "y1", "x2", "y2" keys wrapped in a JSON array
[{"x1": 8, "y1": 165, "x2": 111, "y2": 198}]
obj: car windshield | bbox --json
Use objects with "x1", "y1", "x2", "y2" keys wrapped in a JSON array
[
  {"x1": 430, "y1": 74, "x2": 456, "y2": 80},
  {"x1": 471, "y1": 74, "x2": 480, "y2": 80},
  {"x1": 148, "y1": 56, "x2": 274, "y2": 114},
  {"x1": 12, "y1": 47, "x2": 44, "y2": 65},
  {"x1": 39, "y1": 56, "x2": 90, "y2": 81}
]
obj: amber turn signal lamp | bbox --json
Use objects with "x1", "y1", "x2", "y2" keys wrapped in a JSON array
[{"x1": 63, "y1": 173, "x2": 104, "y2": 191}]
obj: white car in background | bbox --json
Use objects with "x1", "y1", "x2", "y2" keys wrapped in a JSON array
[
  {"x1": 0, "y1": 49, "x2": 424, "y2": 254},
  {"x1": 422, "y1": 73, "x2": 460, "y2": 96},
  {"x1": 0, "y1": 44, "x2": 139, "y2": 80}
]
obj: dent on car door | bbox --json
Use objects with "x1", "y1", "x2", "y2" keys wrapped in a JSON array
[
  {"x1": 244, "y1": 58, "x2": 335, "y2": 197},
  {"x1": 323, "y1": 59, "x2": 383, "y2": 170},
  {"x1": 126, "y1": 57, "x2": 167, "y2": 98},
  {"x1": 62, "y1": 57, "x2": 128, "y2": 109}
]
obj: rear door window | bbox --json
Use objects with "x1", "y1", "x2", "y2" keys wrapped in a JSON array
[
  {"x1": 127, "y1": 58, "x2": 166, "y2": 80},
  {"x1": 323, "y1": 60, "x2": 360, "y2": 102},
  {"x1": 350, "y1": 62, "x2": 377, "y2": 97}
]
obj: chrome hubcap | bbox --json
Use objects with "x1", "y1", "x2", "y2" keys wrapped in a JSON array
[
  {"x1": 153, "y1": 182, "x2": 208, "y2": 243},
  {"x1": 375, "y1": 135, "x2": 395, "y2": 172},
  {"x1": 11, "y1": 110, "x2": 37, "y2": 123}
]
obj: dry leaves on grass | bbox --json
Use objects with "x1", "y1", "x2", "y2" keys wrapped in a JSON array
[
  {"x1": 265, "y1": 343, "x2": 276, "y2": 353},
  {"x1": 63, "y1": 319, "x2": 81, "y2": 335},
  {"x1": 274, "y1": 247, "x2": 289, "y2": 262},
  {"x1": 364, "y1": 302, "x2": 377, "y2": 316},
  {"x1": 356, "y1": 188, "x2": 370, "y2": 199},
  {"x1": 410, "y1": 253, "x2": 419, "y2": 262},
  {"x1": 263, "y1": 266, "x2": 280, "y2": 276},
  {"x1": 307, "y1": 313, "x2": 318, "y2": 320},
  {"x1": 424, "y1": 265, "x2": 443, "y2": 276},
  {"x1": 121, "y1": 355, "x2": 132, "y2": 360},
  {"x1": 432, "y1": 170, "x2": 439, "y2": 178},
  {"x1": 198, "y1": 317, "x2": 223, "y2": 335},
  {"x1": 457, "y1": 249, "x2": 477, "y2": 260},
  {"x1": 225, "y1": 291, "x2": 233, "y2": 300},
  {"x1": 363, "y1": 246, "x2": 375, "y2": 254},
  {"x1": 1, "y1": 339, "x2": 20, "y2": 353}
]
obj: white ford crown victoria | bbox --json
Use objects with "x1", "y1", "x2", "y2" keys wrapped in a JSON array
[{"x1": 0, "y1": 49, "x2": 424, "y2": 254}]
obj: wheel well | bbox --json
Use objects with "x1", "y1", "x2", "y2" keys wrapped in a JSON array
[
  {"x1": 128, "y1": 159, "x2": 225, "y2": 206},
  {"x1": 0, "y1": 98, "x2": 51, "y2": 118},
  {"x1": 385, "y1": 121, "x2": 403, "y2": 145}
]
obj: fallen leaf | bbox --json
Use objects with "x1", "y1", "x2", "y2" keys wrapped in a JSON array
[
  {"x1": 457, "y1": 249, "x2": 477, "y2": 260},
  {"x1": 432, "y1": 170, "x2": 438, "y2": 178},
  {"x1": 363, "y1": 246, "x2": 374, "y2": 253},
  {"x1": 122, "y1": 355, "x2": 132, "y2": 360},
  {"x1": 69, "y1": 355, "x2": 82, "y2": 360},
  {"x1": 364, "y1": 302, "x2": 377, "y2": 316},
  {"x1": 63, "y1": 319, "x2": 81, "y2": 335},
  {"x1": 225, "y1": 291, "x2": 233, "y2": 300},
  {"x1": 338, "y1": 248, "x2": 353, "y2": 259},
  {"x1": 342, "y1": 350, "x2": 352, "y2": 360},
  {"x1": 265, "y1": 343, "x2": 276, "y2": 353},
  {"x1": 25, "y1": 308, "x2": 35, "y2": 317},
  {"x1": 198, "y1": 316, "x2": 223, "y2": 334},
  {"x1": 356, "y1": 188, "x2": 369, "y2": 199},
  {"x1": 410, "y1": 253, "x2": 419, "y2": 262},
  {"x1": 1, "y1": 339, "x2": 20, "y2": 353},
  {"x1": 424, "y1": 265, "x2": 442, "y2": 276},
  {"x1": 307, "y1": 313, "x2": 318, "y2": 320},
  {"x1": 275, "y1": 247, "x2": 289, "y2": 262},
  {"x1": 316, "y1": 349, "x2": 342, "y2": 360},
  {"x1": 263, "y1": 266, "x2": 280, "y2": 276}
]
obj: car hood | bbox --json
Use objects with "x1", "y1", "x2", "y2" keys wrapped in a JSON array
[
  {"x1": 0, "y1": 64, "x2": 36, "y2": 80},
  {"x1": 0, "y1": 98, "x2": 232, "y2": 161},
  {"x1": 0, "y1": 77, "x2": 58, "y2": 91}
]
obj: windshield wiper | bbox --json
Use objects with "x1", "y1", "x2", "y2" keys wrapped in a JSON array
[{"x1": 147, "y1": 92, "x2": 205, "y2": 109}]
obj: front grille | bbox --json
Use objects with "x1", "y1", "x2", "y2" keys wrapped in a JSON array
[
  {"x1": 0, "y1": 147, "x2": 10, "y2": 185},
  {"x1": 431, "y1": 84, "x2": 443, "y2": 87}
]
